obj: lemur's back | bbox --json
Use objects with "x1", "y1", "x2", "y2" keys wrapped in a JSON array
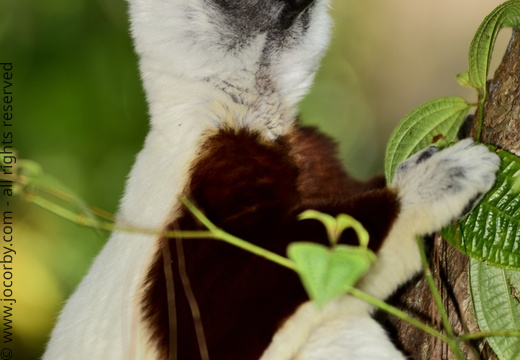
[{"x1": 43, "y1": 1, "x2": 500, "y2": 359}]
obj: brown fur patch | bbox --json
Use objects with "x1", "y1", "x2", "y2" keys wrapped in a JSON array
[
  {"x1": 141, "y1": 125, "x2": 400, "y2": 360},
  {"x1": 287, "y1": 125, "x2": 386, "y2": 204}
]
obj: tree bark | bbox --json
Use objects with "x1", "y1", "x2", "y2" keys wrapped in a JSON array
[
  {"x1": 480, "y1": 30, "x2": 520, "y2": 154},
  {"x1": 385, "y1": 30, "x2": 520, "y2": 359}
]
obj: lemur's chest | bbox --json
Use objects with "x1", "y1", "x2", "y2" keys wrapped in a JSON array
[{"x1": 140, "y1": 126, "x2": 397, "y2": 360}]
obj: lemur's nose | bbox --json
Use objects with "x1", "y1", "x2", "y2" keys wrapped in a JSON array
[{"x1": 287, "y1": 0, "x2": 315, "y2": 12}]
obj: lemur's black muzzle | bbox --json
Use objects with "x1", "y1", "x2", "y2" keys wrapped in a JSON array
[
  {"x1": 287, "y1": 0, "x2": 315, "y2": 12},
  {"x1": 279, "y1": 0, "x2": 315, "y2": 29}
]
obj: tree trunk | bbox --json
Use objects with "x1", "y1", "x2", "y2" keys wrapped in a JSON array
[
  {"x1": 480, "y1": 30, "x2": 520, "y2": 153},
  {"x1": 385, "y1": 30, "x2": 520, "y2": 359}
]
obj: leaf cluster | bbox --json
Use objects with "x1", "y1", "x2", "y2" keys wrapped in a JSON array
[{"x1": 384, "y1": 1, "x2": 520, "y2": 358}]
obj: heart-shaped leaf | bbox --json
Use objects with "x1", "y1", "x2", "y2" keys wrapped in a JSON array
[{"x1": 288, "y1": 242, "x2": 376, "y2": 307}]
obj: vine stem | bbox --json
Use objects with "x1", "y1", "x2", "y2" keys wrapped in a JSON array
[
  {"x1": 459, "y1": 330, "x2": 520, "y2": 341},
  {"x1": 181, "y1": 197, "x2": 297, "y2": 271},
  {"x1": 348, "y1": 287, "x2": 452, "y2": 344},
  {"x1": 475, "y1": 93, "x2": 487, "y2": 142},
  {"x1": 27, "y1": 193, "x2": 216, "y2": 240},
  {"x1": 416, "y1": 237, "x2": 465, "y2": 360},
  {"x1": 27, "y1": 190, "x2": 297, "y2": 271}
]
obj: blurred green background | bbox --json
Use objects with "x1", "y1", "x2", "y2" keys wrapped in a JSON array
[{"x1": 1, "y1": 0, "x2": 509, "y2": 358}]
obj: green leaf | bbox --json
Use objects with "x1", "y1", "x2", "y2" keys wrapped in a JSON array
[
  {"x1": 470, "y1": 258, "x2": 520, "y2": 359},
  {"x1": 384, "y1": 97, "x2": 472, "y2": 183},
  {"x1": 443, "y1": 150, "x2": 520, "y2": 269},
  {"x1": 513, "y1": 174, "x2": 520, "y2": 194},
  {"x1": 467, "y1": 0, "x2": 520, "y2": 91},
  {"x1": 287, "y1": 242, "x2": 376, "y2": 307},
  {"x1": 456, "y1": 72, "x2": 472, "y2": 88}
]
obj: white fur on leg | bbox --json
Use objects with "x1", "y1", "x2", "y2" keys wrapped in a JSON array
[
  {"x1": 295, "y1": 316, "x2": 406, "y2": 360},
  {"x1": 262, "y1": 296, "x2": 406, "y2": 360}
]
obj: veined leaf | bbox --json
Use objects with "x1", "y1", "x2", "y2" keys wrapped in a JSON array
[
  {"x1": 513, "y1": 174, "x2": 520, "y2": 194},
  {"x1": 443, "y1": 150, "x2": 520, "y2": 269},
  {"x1": 385, "y1": 97, "x2": 471, "y2": 183},
  {"x1": 467, "y1": 0, "x2": 520, "y2": 91},
  {"x1": 456, "y1": 72, "x2": 472, "y2": 88},
  {"x1": 288, "y1": 242, "x2": 376, "y2": 308},
  {"x1": 470, "y1": 258, "x2": 520, "y2": 359}
]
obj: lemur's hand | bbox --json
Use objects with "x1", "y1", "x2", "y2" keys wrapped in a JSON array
[{"x1": 393, "y1": 139, "x2": 500, "y2": 235}]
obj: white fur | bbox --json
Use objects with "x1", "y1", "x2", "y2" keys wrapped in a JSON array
[
  {"x1": 296, "y1": 316, "x2": 406, "y2": 360},
  {"x1": 263, "y1": 299, "x2": 405, "y2": 360},
  {"x1": 44, "y1": 0, "x2": 333, "y2": 359},
  {"x1": 43, "y1": 0, "x2": 501, "y2": 359}
]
